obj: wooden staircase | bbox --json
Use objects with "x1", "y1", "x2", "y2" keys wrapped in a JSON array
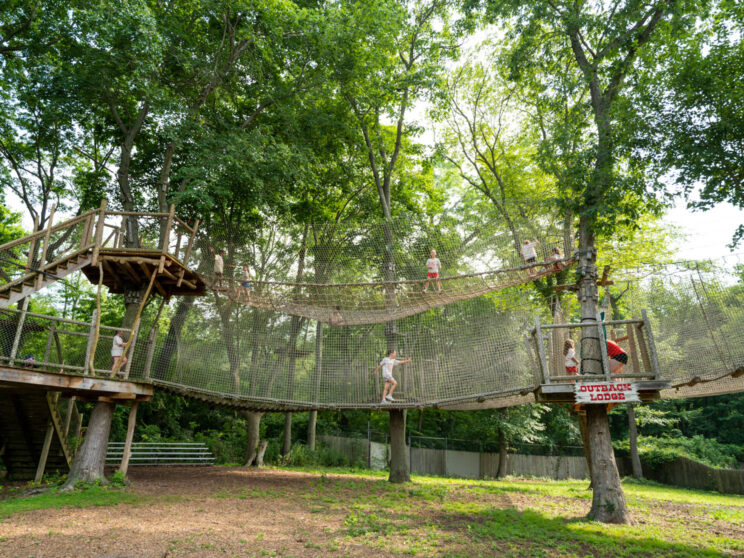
[
  {"x1": 0, "y1": 389, "x2": 75, "y2": 480},
  {"x1": 0, "y1": 254, "x2": 93, "y2": 309}
]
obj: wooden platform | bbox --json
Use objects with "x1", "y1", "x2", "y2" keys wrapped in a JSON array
[
  {"x1": 0, "y1": 365, "x2": 153, "y2": 404},
  {"x1": 82, "y1": 249, "x2": 206, "y2": 298},
  {"x1": 535, "y1": 380, "x2": 669, "y2": 404}
]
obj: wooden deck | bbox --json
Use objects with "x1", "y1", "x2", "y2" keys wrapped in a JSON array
[
  {"x1": 0, "y1": 365, "x2": 153, "y2": 404},
  {"x1": 83, "y1": 249, "x2": 206, "y2": 298}
]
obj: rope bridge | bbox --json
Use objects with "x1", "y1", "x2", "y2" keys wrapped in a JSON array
[
  {"x1": 1, "y1": 210, "x2": 743, "y2": 412},
  {"x1": 204, "y1": 258, "x2": 575, "y2": 326}
]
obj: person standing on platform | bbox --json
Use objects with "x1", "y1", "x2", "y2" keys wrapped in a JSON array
[
  {"x1": 424, "y1": 249, "x2": 442, "y2": 293},
  {"x1": 112, "y1": 329, "x2": 127, "y2": 371},
  {"x1": 209, "y1": 247, "x2": 225, "y2": 291}
]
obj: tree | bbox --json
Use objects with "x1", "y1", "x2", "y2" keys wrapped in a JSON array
[
  {"x1": 333, "y1": 0, "x2": 455, "y2": 484},
  {"x1": 465, "y1": 0, "x2": 701, "y2": 523},
  {"x1": 633, "y1": 1, "x2": 744, "y2": 245}
]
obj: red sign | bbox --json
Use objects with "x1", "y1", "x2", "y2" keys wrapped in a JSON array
[{"x1": 575, "y1": 382, "x2": 639, "y2": 404}]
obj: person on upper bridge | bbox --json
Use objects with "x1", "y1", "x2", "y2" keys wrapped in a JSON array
[
  {"x1": 372, "y1": 349, "x2": 412, "y2": 404},
  {"x1": 209, "y1": 247, "x2": 225, "y2": 291},
  {"x1": 424, "y1": 249, "x2": 442, "y2": 293},
  {"x1": 521, "y1": 239, "x2": 539, "y2": 277},
  {"x1": 548, "y1": 247, "x2": 566, "y2": 272},
  {"x1": 237, "y1": 264, "x2": 252, "y2": 302}
]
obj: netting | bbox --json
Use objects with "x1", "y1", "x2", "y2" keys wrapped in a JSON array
[{"x1": 2, "y1": 212, "x2": 743, "y2": 412}]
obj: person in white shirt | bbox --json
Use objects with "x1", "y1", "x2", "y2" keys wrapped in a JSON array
[
  {"x1": 564, "y1": 338, "x2": 579, "y2": 380},
  {"x1": 209, "y1": 247, "x2": 225, "y2": 290},
  {"x1": 521, "y1": 239, "x2": 539, "y2": 277},
  {"x1": 372, "y1": 349, "x2": 412, "y2": 403},
  {"x1": 112, "y1": 329, "x2": 127, "y2": 371},
  {"x1": 424, "y1": 249, "x2": 442, "y2": 293}
]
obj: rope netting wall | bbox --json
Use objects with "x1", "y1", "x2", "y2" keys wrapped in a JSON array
[
  {"x1": 620, "y1": 263, "x2": 744, "y2": 400},
  {"x1": 128, "y1": 217, "x2": 568, "y2": 410},
  {"x1": 185, "y1": 218, "x2": 573, "y2": 326},
  {"x1": 126, "y1": 253, "x2": 744, "y2": 410}
]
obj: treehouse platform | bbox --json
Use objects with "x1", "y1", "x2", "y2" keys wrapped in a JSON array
[{"x1": 0, "y1": 201, "x2": 205, "y2": 308}]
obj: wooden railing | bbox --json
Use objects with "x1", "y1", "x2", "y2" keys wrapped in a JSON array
[
  {"x1": 0, "y1": 200, "x2": 200, "y2": 293},
  {"x1": 0, "y1": 307, "x2": 141, "y2": 378}
]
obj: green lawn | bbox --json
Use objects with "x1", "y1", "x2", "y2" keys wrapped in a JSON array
[{"x1": 1, "y1": 468, "x2": 742, "y2": 557}]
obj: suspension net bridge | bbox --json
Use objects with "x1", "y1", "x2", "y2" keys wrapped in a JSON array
[{"x1": 0, "y1": 206, "x2": 741, "y2": 414}]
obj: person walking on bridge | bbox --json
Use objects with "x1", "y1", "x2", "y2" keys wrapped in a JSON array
[{"x1": 373, "y1": 349, "x2": 411, "y2": 403}]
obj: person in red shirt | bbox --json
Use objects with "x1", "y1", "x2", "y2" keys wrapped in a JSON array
[{"x1": 606, "y1": 339, "x2": 628, "y2": 375}]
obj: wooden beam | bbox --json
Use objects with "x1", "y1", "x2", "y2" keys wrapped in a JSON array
[
  {"x1": 34, "y1": 422, "x2": 54, "y2": 483},
  {"x1": 102, "y1": 260, "x2": 121, "y2": 289},
  {"x1": 153, "y1": 278, "x2": 167, "y2": 298},
  {"x1": 121, "y1": 261, "x2": 142, "y2": 283},
  {"x1": 118, "y1": 402, "x2": 138, "y2": 476},
  {"x1": 0, "y1": 366, "x2": 153, "y2": 398}
]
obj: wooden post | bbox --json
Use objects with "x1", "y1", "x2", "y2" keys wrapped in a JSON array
[
  {"x1": 9, "y1": 298, "x2": 30, "y2": 366},
  {"x1": 111, "y1": 270, "x2": 157, "y2": 378},
  {"x1": 80, "y1": 214, "x2": 93, "y2": 248},
  {"x1": 159, "y1": 204, "x2": 175, "y2": 273},
  {"x1": 35, "y1": 422, "x2": 55, "y2": 483},
  {"x1": 534, "y1": 316, "x2": 549, "y2": 384},
  {"x1": 118, "y1": 402, "x2": 139, "y2": 477},
  {"x1": 117, "y1": 217, "x2": 126, "y2": 248},
  {"x1": 626, "y1": 324, "x2": 640, "y2": 374},
  {"x1": 35, "y1": 204, "x2": 56, "y2": 289},
  {"x1": 27, "y1": 215, "x2": 40, "y2": 267},
  {"x1": 84, "y1": 310, "x2": 98, "y2": 375},
  {"x1": 596, "y1": 313, "x2": 612, "y2": 380},
  {"x1": 524, "y1": 335, "x2": 540, "y2": 386},
  {"x1": 43, "y1": 321, "x2": 56, "y2": 366},
  {"x1": 92, "y1": 199, "x2": 108, "y2": 266},
  {"x1": 143, "y1": 325, "x2": 158, "y2": 379},
  {"x1": 634, "y1": 316, "x2": 652, "y2": 372},
  {"x1": 123, "y1": 321, "x2": 140, "y2": 379},
  {"x1": 177, "y1": 219, "x2": 199, "y2": 287},
  {"x1": 63, "y1": 397, "x2": 75, "y2": 438},
  {"x1": 641, "y1": 309, "x2": 662, "y2": 380}
]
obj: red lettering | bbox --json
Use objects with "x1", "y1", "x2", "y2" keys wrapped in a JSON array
[{"x1": 619, "y1": 393, "x2": 625, "y2": 400}]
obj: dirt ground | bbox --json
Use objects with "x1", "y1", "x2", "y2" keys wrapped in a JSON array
[
  {"x1": 0, "y1": 467, "x2": 417, "y2": 558},
  {"x1": 1, "y1": 467, "x2": 743, "y2": 557}
]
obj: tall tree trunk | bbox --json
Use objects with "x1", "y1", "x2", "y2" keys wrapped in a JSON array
[
  {"x1": 586, "y1": 405, "x2": 629, "y2": 523},
  {"x1": 61, "y1": 402, "x2": 114, "y2": 490},
  {"x1": 282, "y1": 413, "x2": 293, "y2": 457},
  {"x1": 307, "y1": 410, "x2": 317, "y2": 451},
  {"x1": 388, "y1": 409, "x2": 409, "y2": 483},
  {"x1": 627, "y1": 404, "x2": 643, "y2": 479},
  {"x1": 497, "y1": 428, "x2": 508, "y2": 478},
  {"x1": 242, "y1": 410, "x2": 263, "y2": 467},
  {"x1": 577, "y1": 121, "x2": 629, "y2": 522}
]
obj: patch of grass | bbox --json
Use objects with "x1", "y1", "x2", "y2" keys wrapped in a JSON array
[{"x1": 0, "y1": 485, "x2": 147, "y2": 519}]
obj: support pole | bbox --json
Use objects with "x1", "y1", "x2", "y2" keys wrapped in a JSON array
[
  {"x1": 596, "y1": 313, "x2": 611, "y2": 380},
  {"x1": 9, "y1": 297, "x2": 30, "y2": 366},
  {"x1": 92, "y1": 199, "x2": 107, "y2": 266},
  {"x1": 110, "y1": 270, "x2": 157, "y2": 378},
  {"x1": 143, "y1": 325, "x2": 158, "y2": 379},
  {"x1": 43, "y1": 322, "x2": 56, "y2": 365},
  {"x1": 84, "y1": 309, "x2": 98, "y2": 375},
  {"x1": 35, "y1": 422, "x2": 55, "y2": 483},
  {"x1": 63, "y1": 397, "x2": 75, "y2": 438},
  {"x1": 534, "y1": 316, "x2": 549, "y2": 384},
  {"x1": 626, "y1": 324, "x2": 640, "y2": 374},
  {"x1": 641, "y1": 310, "x2": 662, "y2": 381},
  {"x1": 118, "y1": 402, "x2": 139, "y2": 477},
  {"x1": 35, "y1": 203, "x2": 56, "y2": 289},
  {"x1": 159, "y1": 204, "x2": 175, "y2": 273}
]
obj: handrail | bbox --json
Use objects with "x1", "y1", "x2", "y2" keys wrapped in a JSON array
[
  {"x1": 210, "y1": 257, "x2": 576, "y2": 290},
  {"x1": 0, "y1": 208, "x2": 99, "y2": 252},
  {"x1": 0, "y1": 307, "x2": 132, "y2": 331}
]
